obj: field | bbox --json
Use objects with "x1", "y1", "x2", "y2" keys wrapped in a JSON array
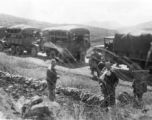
[
  {"x1": 0, "y1": 14, "x2": 152, "y2": 120},
  {"x1": 0, "y1": 52, "x2": 152, "y2": 120}
]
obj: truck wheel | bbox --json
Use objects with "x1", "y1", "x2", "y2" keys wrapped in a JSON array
[
  {"x1": 49, "y1": 50, "x2": 56, "y2": 59},
  {"x1": 31, "y1": 47, "x2": 37, "y2": 57},
  {"x1": 16, "y1": 46, "x2": 23, "y2": 55},
  {"x1": 46, "y1": 50, "x2": 50, "y2": 57},
  {"x1": 58, "y1": 53, "x2": 65, "y2": 62},
  {"x1": 146, "y1": 66, "x2": 152, "y2": 74},
  {"x1": 11, "y1": 45, "x2": 16, "y2": 54},
  {"x1": 0, "y1": 43, "x2": 4, "y2": 52}
]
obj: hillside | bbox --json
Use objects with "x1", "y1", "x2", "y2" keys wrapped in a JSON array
[
  {"x1": 118, "y1": 21, "x2": 152, "y2": 32},
  {"x1": 82, "y1": 20, "x2": 124, "y2": 30},
  {"x1": 75, "y1": 24, "x2": 116, "y2": 45},
  {"x1": 0, "y1": 14, "x2": 116, "y2": 46},
  {"x1": 0, "y1": 14, "x2": 59, "y2": 29}
]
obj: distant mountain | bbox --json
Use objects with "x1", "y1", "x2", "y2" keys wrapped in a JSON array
[
  {"x1": 118, "y1": 21, "x2": 152, "y2": 32},
  {"x1": 74, "y1": 24, "x2": 116, "y2": 45},
  {"x1": 0, "y1": 14, "x2": 58, "y2": 29},
  {"x1": 0, "y1": 14, "x2": 116, "y2": 46},
  {"x1": 82, "y1": 20, "x2": 124, "y2": 30}
]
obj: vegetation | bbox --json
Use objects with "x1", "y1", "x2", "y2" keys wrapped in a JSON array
[
  {"x1": 0, "y1": 14, "x2": 152, "y2": 119},
  {"x1": 0, "y1": 52, "x2": 152, "y2": 120}
]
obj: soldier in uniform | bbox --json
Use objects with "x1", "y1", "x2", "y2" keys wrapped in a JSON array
[
  {"x1": 89, "y1": 48, "x2": 105, "y2": 76},
  {"x1": 46, "y1": 59, "x2": 60, "y2": 101},
  {"x1": 99, "y1": 62, "x2": 119, "y2": 110},
  {"x1": 132, "y1": 73, "x2": 147, "y2": 103}
]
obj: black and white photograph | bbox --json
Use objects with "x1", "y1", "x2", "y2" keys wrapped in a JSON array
[{"x1": 0, "y1": 0, "x2": 152, "y2": 119}]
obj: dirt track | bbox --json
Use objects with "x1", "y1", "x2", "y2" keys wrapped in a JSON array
[{"x1": 2, "y1": 50, "x2": 92, "y2": 77}]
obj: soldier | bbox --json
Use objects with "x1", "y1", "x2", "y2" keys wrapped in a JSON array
[
  {"x1": 132, "y1": 73, "x2": 147, "y2": 103},
  {"x1": 99, "y1": 61, "x2": 119, "y2": 110},
  {"x1": 46, "y1": 59, "x2": 60, "y2": 101},
  {"x1": 89, "y1": 49, "x2": 105, "y2": 76}
]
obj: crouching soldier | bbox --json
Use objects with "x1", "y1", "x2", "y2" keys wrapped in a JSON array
[
  {"x1": 46, "y1": 59, "x2": 60, "y2": 101},
  {"x1": 98, "y1": 62, "x2": 119, "y2": 111}
]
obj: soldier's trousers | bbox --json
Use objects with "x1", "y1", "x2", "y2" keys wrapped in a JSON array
[
  {"x1": 102, "y1": 87, "x2": 116, "y2": 108},
  {"x1": 47, "y1": 83, "x2": 56, "y2": 101}
]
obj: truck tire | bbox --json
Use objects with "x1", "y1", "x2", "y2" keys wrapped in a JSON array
[
  {"x1": 46, "y1": 50, "x2": 50, "y2": 57},
  {"x1": 146, "y1": 66, "x2": 152, "y2": 74},
  {"x1": 31, "y1": 47, "x2": 37, "y2": 57},
  {"x1": 58, "y1": 53, "x2": 65, "y2": 62},
  {"x1": 11, "y1": 45, "x2": 16, "y2": 54},
  {"x1": 49, "y1": 50, "x2": 57, "y2": 60},
  {"x1": 16, "y1": 46, "x2": 23, "y2": 55},
  {"x1": 0, "y1": 42, "x2": 4, "y2": 52}
]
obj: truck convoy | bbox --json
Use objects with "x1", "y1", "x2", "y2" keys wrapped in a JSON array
[{"x1": 0, "y1": 24, "x2": 90, "y2": 62}]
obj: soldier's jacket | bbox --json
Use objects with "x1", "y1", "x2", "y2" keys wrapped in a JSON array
[
  {"x1": 104, "y1": 71, "x2": 119, "y2": 89},
  {"x1": 132, "y1": 78, "x2": 147, "y2": 94},
  {"x1": 46, "y1": 67, "x2": 57, "y2": 86},
  {"x1": 99, "y1": 69, "x2": 119, "y2": 107},
  {"x1": 99, "y1": 69, "x2": 119, "y2": 90}
]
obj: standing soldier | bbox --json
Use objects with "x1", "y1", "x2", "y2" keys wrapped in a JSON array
[
  {"x1": 130, "y1": 63, "x2": 148, "y2": 105},
  {"x1": 132, "y1": 72, "x2": 147, "y2": 104},
  {"x1": 99, "y1": 62, "x2": 119, "y2": 111},
  {"x1": 46, "y1": 59, "x2": 60, "y2": 101}
]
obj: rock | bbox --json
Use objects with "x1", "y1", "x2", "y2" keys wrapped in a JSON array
[
  {"x1": 117, "y1": 92, "x2": 134, "y2": 105},
  {"x1": 0, "y1": 70, "x2": 105, "y2": 107},
  {"x1": 0, "y1": 88, "x2": 20, "y2": 119},
  {"x1": 21, "y1": 96, "x2": 58, "y2": 120}
]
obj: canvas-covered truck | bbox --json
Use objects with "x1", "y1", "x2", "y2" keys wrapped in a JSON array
[
  {"x1": 0, "y1": 26, "x2": 6, "y2": 39},
  {"x1": 35, "y1": 25, "x2": 91, "y2": 62},
  {"x1": 0, "y1": 24, "x2": 41, "y2": 55},
  {"x1": 104, "y1": 30, "x2": 152, "y2": 75}
]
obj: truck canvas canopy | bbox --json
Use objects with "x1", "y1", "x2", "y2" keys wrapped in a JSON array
[
  {"x1": 114, "y1": 30, "x2": 152, "y2": 62},
  {"x1": 0, "y1": 26, "x2": 7, "y2": 38},
  {"x1": 6, "y1": 24, "x2": 40, "y2": 34},
  {"x1": 43, "y1": 25, "x2": 89, "y2": 33}
]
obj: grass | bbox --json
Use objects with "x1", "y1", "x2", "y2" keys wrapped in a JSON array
[{"x1": 1, "y1": 52, "x2": 152, "y2": 120}]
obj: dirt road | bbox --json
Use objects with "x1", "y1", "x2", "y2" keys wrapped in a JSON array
[{"x1": 2, "y1": 51, "x2": 92, "y2": 77}]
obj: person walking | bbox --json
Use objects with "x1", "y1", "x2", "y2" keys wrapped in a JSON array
[
  {"x1": 46, "y1": 59, "x2": 60, "y2": 101},
  {"x1": 98, "y1": 61, "x2": 119, "y2": 111}
]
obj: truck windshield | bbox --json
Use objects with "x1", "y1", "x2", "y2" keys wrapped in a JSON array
[{"x1": 104, "y1": 36, "x2": 114, "y2": 51}]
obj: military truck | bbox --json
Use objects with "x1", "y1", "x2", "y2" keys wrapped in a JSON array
[
  {"x1": 0, "y1": 24, "x2": 41, "y2": 55},
  {"x1": 0, "y1": 26, "x2": 6, "y2": 39},
  {"x1": 104, "y1": 30, "x2": 152, "y2": 74},
  {"x1": 34, "y1": 25, "x2": 90, "y2": 62}
]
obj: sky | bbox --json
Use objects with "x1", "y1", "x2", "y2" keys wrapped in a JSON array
[{"x1": 0, "y1": 0, "x2": 152, "y2": 26}]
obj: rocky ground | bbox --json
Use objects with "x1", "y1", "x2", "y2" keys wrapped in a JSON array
[
  {"x1": 0, "y1": 70, "x2": 110, "y2": 119},
  {"x1": 1, "y1": 52, "x2": 152, "y2": 120},
  {"x1": 0, "y1": 69, "x2": 152, "y2": 120}
]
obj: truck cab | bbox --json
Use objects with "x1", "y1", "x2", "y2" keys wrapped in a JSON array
[{"x1": 104, "y1": 36, "x2": 114, "y2": 51}]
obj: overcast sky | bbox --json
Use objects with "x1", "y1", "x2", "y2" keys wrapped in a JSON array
[{"x1": 0, "y1": 0, "x2": 152, "y2": 26}]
